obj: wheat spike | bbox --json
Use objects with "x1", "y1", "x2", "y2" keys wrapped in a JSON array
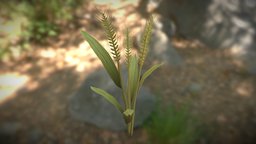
[
  {"x1": 100, "y1": 12, "x2": 120, "y2": 63},
  {"x1": 125, "y1": 28, "x2": 132, "y2": 65},
  {"x1": 139, "y1": 15, "x2": 153, "y2": 67}
]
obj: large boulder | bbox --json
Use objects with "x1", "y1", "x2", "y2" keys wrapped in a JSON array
[
  {"x1": 68, "y1": 68, "x2": 156, "y2": 131},
  {"x1": 151, "y1": 0, "x2": 256, "y2": 74},
  {"x1": 148, "y1": 29, "x2": 183, "y2": 67},
  {"x1": 136, "y1": 15, "x2": 183, "y2": 67}
]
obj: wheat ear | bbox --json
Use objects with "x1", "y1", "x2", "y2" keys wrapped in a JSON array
[
  {"x1": 139, "y1": 16, "x2": 153, "y2": 68},
  {"x1": 100, "y1": 12, "x2": 121, "y2": 63},
  {"x1": 125, "y1": 28, "x2": 132, "y2": 66}
]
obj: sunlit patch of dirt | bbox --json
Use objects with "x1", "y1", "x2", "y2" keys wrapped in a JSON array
[
  {"x1": 0, "y1": 73, "x2": 29, "y2": 104},
  {"x1": 36, "y1": 41, "x2": 101, "y2": 73},
  {"x1": 235, "y1": 79, "x2": 254, "y2": 98}
]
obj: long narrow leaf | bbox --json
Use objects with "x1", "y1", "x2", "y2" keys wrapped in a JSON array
[
  {"x1": 139, "y1": 63, "x2": 162, "y2": 87},
  {"x1": 81, "y1": 31, "x2": 121, "y2": 88},
  {"x1": 91, "y1": 86, "x2": 123, "y2": 113},
  {"x1": 128, "y1": 56, "x2": 139, "y2": 104}
]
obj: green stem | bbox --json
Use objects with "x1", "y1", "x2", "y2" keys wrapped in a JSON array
[
  {"x1": 118, "y1": 62, "x2": 133, "y2": 136},
  {"x1": 128, "y1": 122, "x2": 132, "y2": 135},
  {"x1": 128, "y1": 67, "x2": 143, "y2": 136}
]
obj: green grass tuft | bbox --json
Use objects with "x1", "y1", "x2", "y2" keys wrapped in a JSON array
[{"x1": 146, "y1": 102, "x2": 203, "y2": 144}]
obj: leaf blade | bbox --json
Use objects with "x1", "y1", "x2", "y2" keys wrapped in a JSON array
[
  {"x1": 81, "y1": 31, "x2": 121, "y2": 88},
  {"x1": 139, "y1": 63, "x2": 162, "y2": 87},
  {"x1": 91, "y1": 86, "x2": 123, "y2": 113},
  {"x1": 128, "y1": 56, "x2": 139, "y2": 104}
]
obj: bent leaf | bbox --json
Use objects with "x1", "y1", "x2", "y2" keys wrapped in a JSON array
[
  {"x1": 139, "y1": 63, "x2": 162, "y2": 87},
  {"x1": 91, "y1": 86, "x2": 123, "y2": 113},
  {"x1": 81, "y1": 31, "x2": 121, "y2": 88}
]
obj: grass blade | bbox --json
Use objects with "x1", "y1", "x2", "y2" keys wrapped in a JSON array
[
  {"x1": 81, "y1": 31, "x2": 121, "y2": 88},
  {"x1": 91, "y1": 86, "x2": 123, "y2": 113},
  {"x1": 128, "y1": 56, "x2": 139, "y2": 103},
  {"x1": 139, "y1": 63, "x2": 162, "y2": 87}
]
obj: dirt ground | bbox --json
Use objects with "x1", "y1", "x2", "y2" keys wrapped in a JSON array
[{"x1": 0, "y1": 1, "x2": 256, "y2": 144}]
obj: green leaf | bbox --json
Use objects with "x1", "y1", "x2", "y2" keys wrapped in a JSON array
[
  {"x1": 128, "y1": 56, "x2": 139, "y2": 103},
  {"x1": 91, "y1": 86, "x2": 123, "y2": 113},
  {"x1": 139, "y1": 63, "x2": 162, "y2": 87},
  {"x1": 81, "y1": 31, "x2": 121, "y2": 88}
]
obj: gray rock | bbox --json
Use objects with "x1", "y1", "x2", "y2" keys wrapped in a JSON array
[
  {"x1": 68, "y1": 68, "x2": 156, "y2": 131},
  {"x1": 148, "y1": 29, "x2": 183, "y2": 66},
  {"x1": 153, "y1": 0, "x2": 256, "y2": 74},
  {"x1": 136, "y1": 20, "x2": 183, "y2": 67},
  {"x1": 153, "y1": 13, "x2": 176, "y2": 38}
]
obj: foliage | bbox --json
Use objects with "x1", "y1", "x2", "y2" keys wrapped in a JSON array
[
  {"x1": 0, "y1": 2, "x2": 31, "y2": 61},
  {"x1": 146, "y1": 102, "x2": 202, "y2": 144},
  {"x1": 81, "y1": 13, "x2": 162, "y2": 136},
  {"x1": 20, "y1": 0, "x2": 83, "y2": 42},
  {"x1": 0, "y1": 0, "x2": 85, "y2": 61}
]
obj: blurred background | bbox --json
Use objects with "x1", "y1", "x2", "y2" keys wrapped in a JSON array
[{"x1": 0, "y1": 0, "x2": 256, "y2": 143}]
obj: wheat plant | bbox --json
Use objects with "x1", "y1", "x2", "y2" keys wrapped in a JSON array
[{"x1": 81, "y1": 13, "x2": 161, "y2": 136}]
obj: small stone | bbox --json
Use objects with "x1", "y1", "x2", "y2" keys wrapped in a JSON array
[
  {"x1": 187, "y1": 83, "x2": 202, "y2": 96},
  {"x1": 217, "y1": 114, "x2": 227, "y2": 123}
]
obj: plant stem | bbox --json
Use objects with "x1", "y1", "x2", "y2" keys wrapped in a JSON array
[
  {"x1": 128, "y1": 67, "x2": 143, "y2": 136},
  {"x1": 128, "y1": 122, "x2": 132, "y2": 135},
  {"x1": 119, "y1": 62, "x2": 133, "y2": 136}
]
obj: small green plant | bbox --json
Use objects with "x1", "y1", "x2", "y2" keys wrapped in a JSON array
[
  {"x1": 81, "y1": 13, "x2": 162, "y2": 136},
  {"x1": 146, "y1": 102, "x2": 202, "y2": 144}
]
